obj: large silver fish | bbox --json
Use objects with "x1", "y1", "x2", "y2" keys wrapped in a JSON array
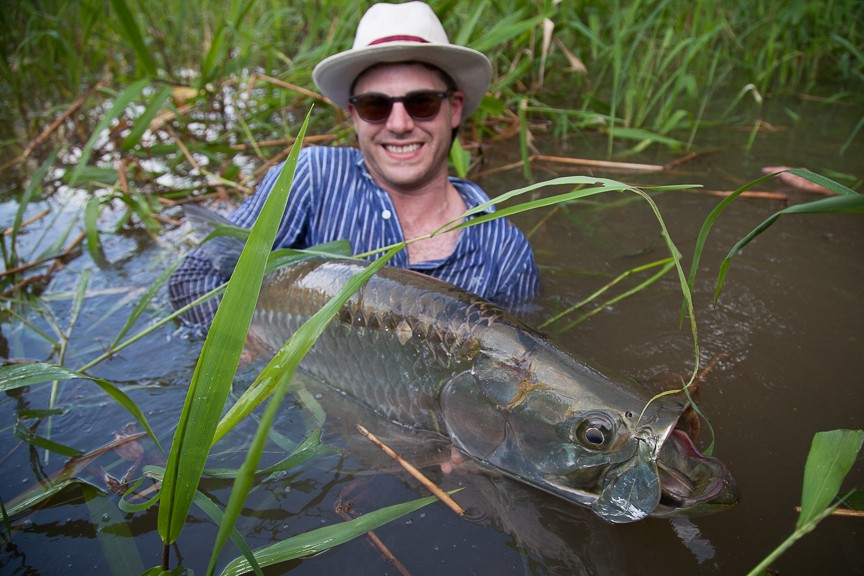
[{"x1": 247, "y1": 257, "x2": 738, "y2": 523}]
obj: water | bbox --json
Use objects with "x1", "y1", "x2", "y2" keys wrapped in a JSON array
[{"x1": 1, "y1": 101, "x2": 862, "y2": 574}]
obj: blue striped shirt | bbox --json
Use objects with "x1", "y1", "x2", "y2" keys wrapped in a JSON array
[{"x1": 168, "y1": 146, "x2": 540, "y2": 326}]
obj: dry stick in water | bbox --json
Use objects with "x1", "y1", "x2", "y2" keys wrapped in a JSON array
[
  {"x1": 253, "y1": 73, "x2": 335, "y2": 107},
  {"x1": 355, "y1": 424, "x2": 465, "y2": 516},
  {"x1": 164, "y1": 125, "x2": 231, "y2": 203},
  {"x1": 532, "y1": 154, "x2": 666, "y2": 172},
  {"x1": 0, "y1": 230, "x2": 86, "y2": 295},
  {"x1": 795, "y1": 506, "x2": 864, "y2": 518},
  {"x1": 335, "y1": 502, "x2": 412, "y2": 576},
  {"x1": 2, "y1": 209, "x2": 50, "y2": 236},
  {"x1": 228, "y1": 134, "x2": 338, "y2": 152},
  {"x1": 472, "y1": 153, "x2": 666, "y2": 179},
  {"x1": 3, "y1": 77, "x2": 108, "y2": 171}
]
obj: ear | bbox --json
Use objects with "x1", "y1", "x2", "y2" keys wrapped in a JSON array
[{"x1": 449, "y1": 91, "x2": 465, "y2": 125}]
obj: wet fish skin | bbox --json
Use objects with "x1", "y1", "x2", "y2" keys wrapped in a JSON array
[{"x1": 249, "y1": 257, "x2": 738, "y2": 523}]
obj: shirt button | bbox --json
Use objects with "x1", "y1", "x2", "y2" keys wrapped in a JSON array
[{"x1": 381, "y1": 209, "x2": 392, "y2": 220}]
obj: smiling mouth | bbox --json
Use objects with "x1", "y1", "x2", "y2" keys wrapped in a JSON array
[{"x1": 384, "y1": 143, "x2": 422, "y2": 154}]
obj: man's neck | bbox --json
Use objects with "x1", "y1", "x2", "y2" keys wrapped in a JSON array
[{"x1": 386, "y1": 180, "x2": 468, "y2": 263}]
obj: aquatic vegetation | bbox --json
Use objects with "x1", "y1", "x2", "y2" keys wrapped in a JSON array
[{"x1": 747, "y1": 429, "x2": 864, "y2": 576}]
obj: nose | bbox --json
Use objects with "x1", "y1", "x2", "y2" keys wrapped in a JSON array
[{"x1": 386, "y1": 101, "x2": 415, "y2": 133}]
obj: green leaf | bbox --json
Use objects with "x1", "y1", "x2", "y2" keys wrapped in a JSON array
[
  {"x1": 109, "y1": 0, "x2": 158, "y2": 77},
  {"x1": 798, "y1": 429, "x2": 864, "y2": 528},
  {"x1": 194, "y1": 490, "x2": 263, "y2": 576},
  {"x1": 0, "y1": 363, "x2": 163, "y2": 453},
  {"x1": 746, "y1": 429, "x2": 864, "y2": 576},
  {"x1": 110, "y1": 259, "x2": 181, "y2": 349},
  {"x1": 844, "y1": 489, "x2": 864, "y2": 511},
  {"x1": 449, "y1": 137, "x2": 471, "y2": 179},
  {"x1": 84, "y1": 196, "x2": 104, "y2": 260},
  {"x1": 84, "y1": 484, "x2": 146, "y2": 576},
  {"x1": 202, "y1": 429, "x2": 331, "y2": 480},
  {"x1": 122, "y1": 85, "x2": 173, "y2": 150},
  {"x1": 4, "y1": 477, "x2": 83, "y2": 518},
  {"x1": 118, "y1": 476, "x2": 162, "y2": 514},
  {"x1": 9, "y1": 150, "x2": 59, "y2": 260},
  {"x1": 206, "y1": 245, "x2": 401, "y2": 575},
  {"x1": 67, "y1": 78, "x2": 150, "y2": 186},
  {"x1": 218, "y1": 494, "x2": 445, "y2": 576},
  {"x1": 14, "y1": 420, "x2": 82, "y2": 457},
  {"x1": 157, "y1": 110, "x2": 312, "y2": 547},
  {"x1": 785, "y1": 168, "x2": 858, "y2": 196},
  {"x1": 715, "y1": 193, "x2": 864, "y2": 301},
  {"x1": 61, "y1": 166, "x2": 118, "y2": 186}
]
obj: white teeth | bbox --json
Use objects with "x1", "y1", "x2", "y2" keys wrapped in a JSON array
[{"x1": 385, "y1": 143, "x2": 421, "y2": 154}]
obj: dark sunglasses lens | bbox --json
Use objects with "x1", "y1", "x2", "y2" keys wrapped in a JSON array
[
  {"x1": 404, "y1": 92, "x2": 442, "y2": 119},
  {"x1": 356, "y1": 95, "x2": 392, "y2": 122}
]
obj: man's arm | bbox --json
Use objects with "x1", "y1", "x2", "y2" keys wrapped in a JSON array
[{"x1": 166, "y1": 150, "x2": 316, "y2": 328}]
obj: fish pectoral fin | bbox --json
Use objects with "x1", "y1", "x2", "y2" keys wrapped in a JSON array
[
  {"x1": 440, "y1": 371, "x2": 508, "y2": 461},
  {"x1": 591, "y1": 441, "x2": 660, "y2": 523}
]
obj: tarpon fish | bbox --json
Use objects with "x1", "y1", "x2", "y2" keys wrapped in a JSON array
[{"x1": 247, "y1": 257, "x2": 738, "y2": 523}]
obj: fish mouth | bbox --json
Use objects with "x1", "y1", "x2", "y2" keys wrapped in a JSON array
[{"x1": 652, "y1": 414, "x2": 739, "y2": 518}]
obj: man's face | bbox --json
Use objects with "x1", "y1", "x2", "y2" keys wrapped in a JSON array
[{"x1": 349, "y1": 63, "x2": 464, "y2": 195}]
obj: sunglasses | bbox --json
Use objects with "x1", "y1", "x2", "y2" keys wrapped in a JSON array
[{"x1": 348, "y1": 90, "x2": 453, "y2": 123}]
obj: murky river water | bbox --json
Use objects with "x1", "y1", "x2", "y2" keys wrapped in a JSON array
[{"x1": 1, "y1": 95, "x2": 862, "y2": 575}]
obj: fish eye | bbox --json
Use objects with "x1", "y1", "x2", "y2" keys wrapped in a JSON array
[{"x1": 573, "y1": 413, "x2": 616, "y2": 450}]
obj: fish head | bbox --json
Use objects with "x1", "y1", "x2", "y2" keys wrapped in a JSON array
[{"x1": 440, "y1": 340, "x2": 738, "y2": 523}]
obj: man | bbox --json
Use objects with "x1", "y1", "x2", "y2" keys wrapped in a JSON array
[{"x1": 168, "y1": 1, "x2": 539, "y2": 326}]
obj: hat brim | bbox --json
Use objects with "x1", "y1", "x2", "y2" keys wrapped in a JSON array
[{"x1": 313, "y1": 43, "x2": 492, "y2": 121}]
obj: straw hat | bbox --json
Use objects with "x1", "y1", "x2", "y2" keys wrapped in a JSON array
[{"x1": 312, "y1": 2, "x2": 492, "y2": 120}]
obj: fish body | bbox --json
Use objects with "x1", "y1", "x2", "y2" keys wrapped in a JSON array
[{"x1": 249, "y1": 257, "x2": 738, "y2": 523}]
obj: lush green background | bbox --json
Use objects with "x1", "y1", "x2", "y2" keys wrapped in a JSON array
[{"x1": 1, "y1": 0, "x2": 862, "y2": 192}]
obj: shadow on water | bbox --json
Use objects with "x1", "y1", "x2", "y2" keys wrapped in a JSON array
[{"x1": 1, "y1": 98, "x2": 862, "y2": 574}]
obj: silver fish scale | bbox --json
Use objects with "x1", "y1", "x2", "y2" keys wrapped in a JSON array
[{"x1": 250, "y1": 258, "x2": 506, "y2": 430}]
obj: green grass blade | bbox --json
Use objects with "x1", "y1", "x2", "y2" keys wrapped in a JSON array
[
  {"x1": 67, "y1": 78, "x2": 150, "y2": 186},
  {"x1": 110, "y1": 259, "x2": 181, "y2": 349},
  {"x1": 714, "y1": 193, "x2": 864, "y2": 301},
  {"x1": 157, "y1": 110, "x2": 312, "y2": 547},
  {"x1": 120, "y1": 188, "x2": 161, "y2": 234},
  {"x1": 14, "y1": 420, "x2": 82, "y2": 457},
  {"x1": 784, "y1": 168, "x2": 858, "y2": 196},
  {"x1": 84, "y1": 196, "x2": 103, "y2": 260},
  {"x1": 218, "y1": 493, "x2": 446, "y2": 576},
  {"x1": 206, "y1": 245, "x2": 400, "y2": 575},
  {"x1": 122, "y1": 85, "x2": 173, "y2": 150},
  {"x1": 4, "y1": 477, "x2": 81, "y2": 518},
  {"x1": 83, "y1": 484, "x2": 146, "y2": 576},
  {"x1": 449, "y1": 0, "x2": 488, "y2": 46},
  {"x1": 202, "y1": 430, "x2": 331, "y2": 480},
  {"x1": 0, "y1": 363, "x2": 163, "y2": 453},
  {"x1": 109, "y1": 0, "x2": 158, "y2": 77},
  {"x1": 449, "y1": 137, "x2": 471, "y2": 179},
  {"x1": 556, "y1": 259, "x2": 676, "y2": 332},
  {"x1": 0, "y1": 303, "x2": 59, "y2": 347},
  {"x1": 119, "y1": 475, "x2": 162, "y2": 513},
  {"x1": 798, "y1": 429, "x2": 864, "y2": 528},
  {"x1": 684, "y1": 168, "x2": 807, "y2": 319},
  {"x1": 469, "y1": 14, "x2": 545, "y2": 54},
  {"x1": 9, "y1": 151, "x2": 59, "y2": 267},
  {"x1": 195, "y1": 491, "x2": 264, "y2": 576},
  {"x1": 746, "y1": 429, "x2": 863, "y2": 576}
]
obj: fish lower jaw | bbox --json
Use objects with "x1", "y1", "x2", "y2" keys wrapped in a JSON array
[{"x1": 540, "y1": 480, "x2": 600, "y2": 508}]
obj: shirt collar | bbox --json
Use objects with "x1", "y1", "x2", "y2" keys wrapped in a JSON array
[{"x1": 352, "y1": 152, "x2": 496, "y2": 216}]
